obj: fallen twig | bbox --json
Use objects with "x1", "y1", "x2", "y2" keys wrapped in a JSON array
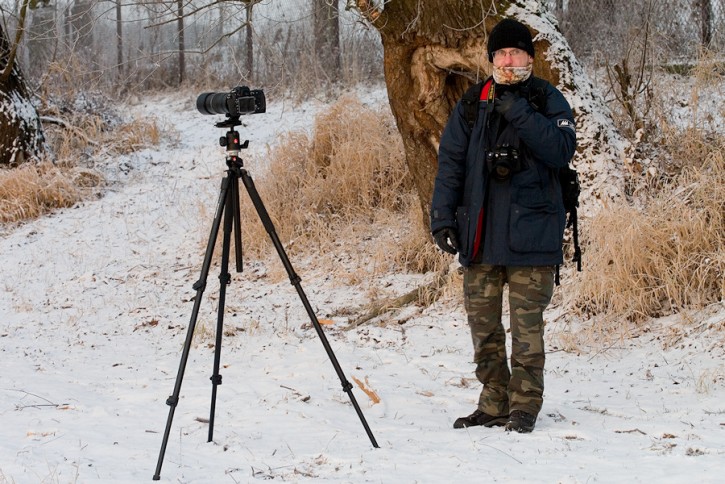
[
  {"x1": 351, "y1": 376, "x2": 380, "y2": 404},
  {"x1": 344, "y1": 266, "x2": 451, "y2": 330}
]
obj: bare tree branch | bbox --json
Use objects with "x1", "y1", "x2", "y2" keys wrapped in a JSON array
[{"x1": 0, "y1": 0, "x2": 29, "y2": 84}]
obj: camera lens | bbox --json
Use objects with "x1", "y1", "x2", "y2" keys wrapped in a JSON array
[
  {"x1": 494, "y1": 165, "x2": 511, "y2": 179},
  {"x1": 196, "y1": 92, "x2": 230, "y2": 115}
]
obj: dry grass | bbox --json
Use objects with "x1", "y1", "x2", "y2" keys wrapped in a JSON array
[
  {"x1": 571, "y1": 145, "x2": 724, "y2": 327},
  {"x1": 237, "y1": 94, "x2": 448, "y2": 279},
  {"x1": 0, "y1": 163, "x2": 80, "y2": 223},
  {"x1": 0, "y1": 113, "x2": 162, "y2": 225},
  {"x1": 572, "y1": 52, "x2": 725, "y2": 346}
]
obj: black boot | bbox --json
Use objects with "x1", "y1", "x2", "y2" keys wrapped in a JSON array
[
  {"x1": 505, "y1": 410, "x2": 537, "y2": 433},
  {"x1": 453, "y1": 409, "x2": 508, "y2": 429}
]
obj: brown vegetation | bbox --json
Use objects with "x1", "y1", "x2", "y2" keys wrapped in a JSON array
[
  {"x1": 0, "y1": 104, "x2": 161, "y2": 224},
  {"x1": 572, "y1": 147, "x2": 723, "y2": 322},
  {"x1": 567, "y1": 51, "x2": 724, "y2": 338},
  {"x1": 238, "y1": 94, "x2": 447, "y2": 280}
]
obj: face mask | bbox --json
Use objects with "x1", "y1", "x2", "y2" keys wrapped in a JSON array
[{"x1": 492, "y1": 65, "x2": 533, "y2": 85}]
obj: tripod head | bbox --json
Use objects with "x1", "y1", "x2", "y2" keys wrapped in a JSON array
[{"x1": 216, "y1": 115, "x2": 249, "y2": 164}]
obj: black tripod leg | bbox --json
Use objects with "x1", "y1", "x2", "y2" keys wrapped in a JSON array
[
  {"x1": 238, "y1": 168, "x2": 379, "y2": 449},
  {"x1": 232, "y1": 174, "x2": 243, "y2": 272},
  {"x1": 153, "y1": 173, "x2": 233, "y2": 481},
  {"x1": 208, "y1": 172, "x2": 238, "y2": 442}
]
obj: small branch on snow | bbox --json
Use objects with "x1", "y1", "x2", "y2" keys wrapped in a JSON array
[
  {"x1": 280, "y1": 385, "x2": 311, "y2": 402},
  {"x1": 614, "y1": 428, "x2": 647, "y2": 435},
  {"x1": 9, "y1": 389, "x2": 65, "y2": 410},
  {"x1": 344, "y1": 266, "x2": 451, "y2": 330},
  {"x1": 351, "y1": 376, "x2": 380, "y2": 404}
]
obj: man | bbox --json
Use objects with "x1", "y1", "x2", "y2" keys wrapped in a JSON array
[{"x1": 430, "y1": 18, "x2": 576, "y2": 433}]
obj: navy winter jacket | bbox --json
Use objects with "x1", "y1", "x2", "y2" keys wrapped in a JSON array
[{"x1": 430, "y1": 77, "x2": 576, "y2": 267}]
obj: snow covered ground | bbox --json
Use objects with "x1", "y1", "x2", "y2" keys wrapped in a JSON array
[{"x1": 1, "y1": 88, "x2": 724, "y2": 483}]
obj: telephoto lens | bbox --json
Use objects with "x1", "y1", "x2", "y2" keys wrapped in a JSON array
[{"x1": 196, "y1": 92, "x2": 230, "y2": 116}]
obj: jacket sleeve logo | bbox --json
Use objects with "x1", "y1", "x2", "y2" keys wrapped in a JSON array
[{"x1": 557, "y1": 119, "x2": 575, "y2": 132}]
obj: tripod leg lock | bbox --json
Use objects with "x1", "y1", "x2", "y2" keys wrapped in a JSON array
[
  {"x1": 166, "y1": 395, "x2": 179, "y2": 407},
  {"x1": 193, "y1": 280, "x2": 206, "y2": 291},
  {"x1": 342, "y1": 381, "x2": 353, "y2": 392},
  {"x1": 289, "y1": 274, "x2": 301, "y2": 285},
  {"x1": 210, "y1": 375, "x2": 223, "y2": 385},
  {"x1": 219, "y1": 272, "x2": 231, "y2": 285}
]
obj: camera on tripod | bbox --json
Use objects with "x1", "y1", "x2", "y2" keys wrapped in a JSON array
[
  {"x1": 196, "y1": 86, "x2": 266, "y2": 117},
  {"x1": 486, "y1": 144, "x2": 521, "y2": 180},
  {"x1": 154, "y1": 85, "x2": 378, "y2": 480}
]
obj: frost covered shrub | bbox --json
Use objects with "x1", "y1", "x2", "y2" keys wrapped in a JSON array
[{"x1": 573, "y1": 145, "x2": 724, "y2": 322}]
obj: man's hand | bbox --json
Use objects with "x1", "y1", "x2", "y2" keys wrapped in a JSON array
[
  {"x1": 433, "y1": 228, "x2": 459, "y2": 255},
  {"x1": 494, "y1": 91, "x2": 523, "y2": 119}
]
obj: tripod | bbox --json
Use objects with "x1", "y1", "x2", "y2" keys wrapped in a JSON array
[{"x1": 153, "y1": 116, "x2": 379, "y2": 481}]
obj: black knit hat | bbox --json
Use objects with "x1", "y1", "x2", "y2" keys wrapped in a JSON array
[{"x1": 487, "y1": 19, "x2": 535, "y2": 62}]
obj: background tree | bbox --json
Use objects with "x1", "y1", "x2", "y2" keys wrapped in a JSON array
[
  {"x1": 116, "y1": 0, "x2": 124, "y2": 78},
  {"x1": 177, "y1": 0, "x2": 185, "y2": 84},
  {"x1": 313, "y1": 0, "x2": 341, "y2": 82},
  {"x1": 698, "y1": 0, "x2": 713, "y2": 46},
  {"x1": 245, "y1": 1, "x2": 254, "y2": 81},
  {"x1": 354, "y1": 0, "x2": 625, "y2": 227},
  {"x1": 68, "y1": 0, "x2": 94, "y2": 50},
  {"x1": 1, "y1": 0, "x2": 44, "y2": 165}
]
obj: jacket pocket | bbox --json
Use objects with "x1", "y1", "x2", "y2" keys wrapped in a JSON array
[
  {"x1": 509, "y1": 201, "x2": 560, "y2": 253},
  {"x1": 455, "y1": 206, "x2": 471, "y2": 257}
]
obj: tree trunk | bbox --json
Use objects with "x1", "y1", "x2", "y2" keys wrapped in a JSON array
[
  {"x1": 27, "y1": 3, "x2": 56, "y2": 78},
  {"x1": 246, "y1": 3, "x2": 254, "y2": 82},
  {"x1": 177, "y1": 0, "x2": 185, "y2": 85},
  {"x1": 68, "y1": 0, "x2": 94, "y2": 51},
  {"x1": 314, "y1": 0, "x2": 341, "y2": 82},
  {"x1": 699, "y1": 0, "x2": 713, "y2": 47},
  {"x1": 116, "y1": 0, "x2": 124, "y2": 78},
  {"x1": 358, "y1": 0, "x2": 625, "y2": 227},
  {"x1": 1, "y1": 4, "x2": 44, "y2": 166}
]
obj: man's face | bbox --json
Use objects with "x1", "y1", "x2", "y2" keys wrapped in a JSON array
[{"x1": 492, "y1": 48, "x2": 533, "y2": 68}]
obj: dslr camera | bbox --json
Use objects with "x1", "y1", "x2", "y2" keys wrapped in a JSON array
[
  {"x1": 196, "y1": 86, "x2": 266, "y2": 117},
  {"x1": 486, "y1": 144, "x2": 521, "y2": 180}
]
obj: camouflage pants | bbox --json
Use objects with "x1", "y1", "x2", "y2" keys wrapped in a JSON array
[{"x1": 463, "y1": 264, "x2": 554, "y2": 417}]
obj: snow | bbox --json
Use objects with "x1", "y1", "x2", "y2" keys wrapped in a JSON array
[{"x1": 2, "y1": 86, "x2": 724, "y2": 484}]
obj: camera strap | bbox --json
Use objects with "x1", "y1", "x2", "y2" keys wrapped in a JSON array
[{"x1": 461, "y1": 77, "x2": 494, "y2": 130}]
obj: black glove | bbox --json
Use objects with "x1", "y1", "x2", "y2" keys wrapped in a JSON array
[
  {"x1": 494, "y1": 90, "x2": 522, "y2": 119},
  {"x1": 433, "y1": 228, "x2": 458, "y2": 255}
]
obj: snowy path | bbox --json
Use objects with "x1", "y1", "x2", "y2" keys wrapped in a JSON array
[{"x1": 1, "y1": 91, "x2": 724, "y2": 483}]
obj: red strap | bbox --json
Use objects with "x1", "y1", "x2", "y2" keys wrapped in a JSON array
[
  {"x1": 470, "y1": 78, "x2": 493, "y2": 260},
  {"x1": 471, "y1": 208, "x2": 484, "y2": 260},
  {"x1": 480, "y1": 78, "x2": 494, "y2": 101}
]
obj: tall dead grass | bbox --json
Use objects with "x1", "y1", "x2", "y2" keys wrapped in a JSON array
[
  {"x1": 1, "y1": 110, "x2": 161, "y2": 225},
  {"x1": 0, "y1": 163, "x2": 80, "y2": 223},
  {"x1": 571, "y1": 141, "x2": 724, "y2": 326},
  {"x1": 570, "y1": 51, "x2": 725, "y2": 347},
  {"x1": 238, "y1": 95, "x2": 447, "y2": 277}
]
